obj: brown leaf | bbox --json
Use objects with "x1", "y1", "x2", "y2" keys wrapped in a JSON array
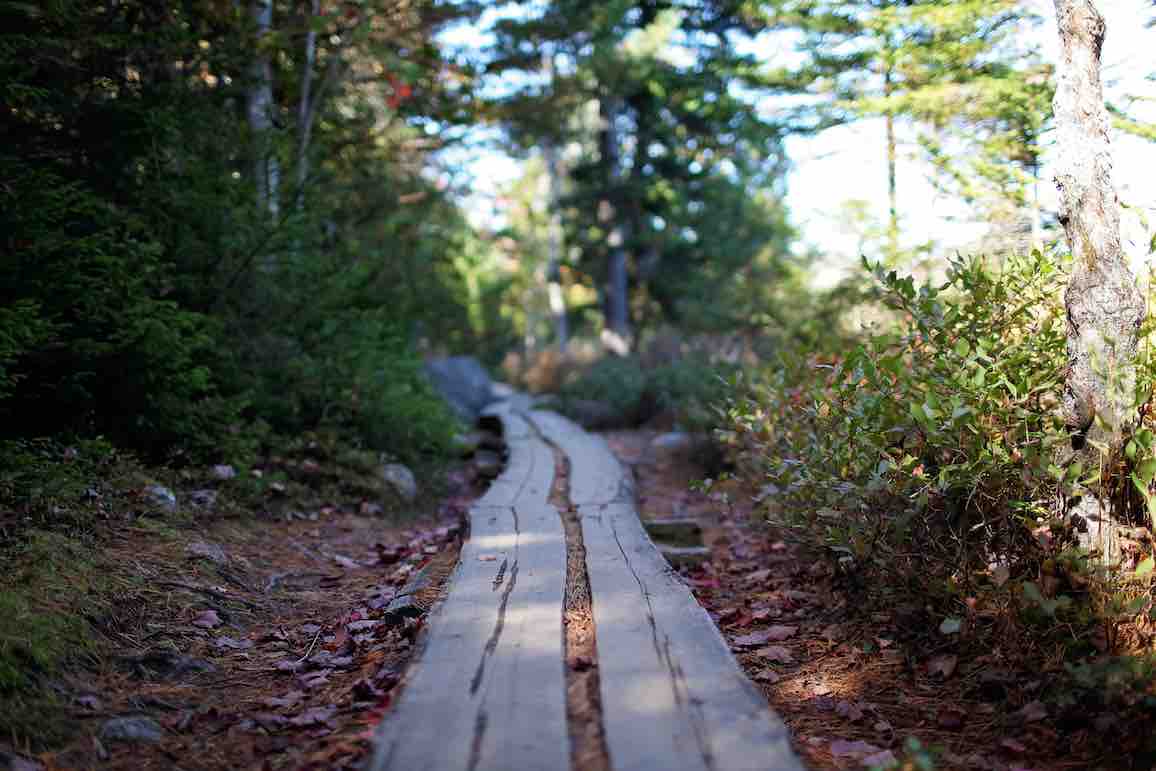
[
  {"x1": 192, "y1": 609, "x2": 222, "y2": 629},
  {"x1": 1013, "y1": 700, "x2": 1047, "y2": 724},
  {"x1": 829, "y1": 739, "x2": 882, "y2": 758},
  {"x1": 835, "y1": 700, "x2": 864, "y2": 722},
  {"x1": 214, "y1": 636, "x2": 253, "y2": 650},
  {"x1": 927, "y1": 653, "x2": 958, "y2": 679},
  {"x1": 732, "y1": 626, "x2": 797, "y2": 648},
  {"x1": 862, "y1": 749, "x2": 898, "y2": 768},
  {"x1": 999, "y1": 738, "x2": 1027, "y2": 755},
  {"x1": 937, "y1": 707, "x2": 966, "y2": 730},
  {"x1": 754, "y1": 645, "x2": 794, "y2": 664},
  {"x1": 287, "y1": 705, "x2": 336, "y2": 728}
]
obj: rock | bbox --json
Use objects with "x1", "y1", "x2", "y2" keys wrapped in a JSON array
[
  {"x1": 188, "y1": 489, "x2": 218, "y2": 510},
  {"x1": 211, "y1": 464, "x2": 237, "y2": 480},
  {"x1": 143, "y1": 485, "x2": 177, "y2": 513},
  {"x1": 473, "y1": 450, "x2": 503, "y2": 479},
  {"x1": 123, "y1": 650, "x2": 217, "y2": 681},
  {"x1": 643, "y1": 518, "x2": 703, "y2": 547},
  {"x1": 424, "y1": 356, "x2": 495, "y2": 422},
  {"x1": 186, "y1": 541, "x2": 227, "y2": 564},
  {"x1": 99, "y1": 716, "x2": 164, "y2": 744},
  {"x1": 382, "y1": 463, "x2": 418, "y2": 502},
  {"x1": 658, "y1": 545, "x2": 711, "y2": 569}
]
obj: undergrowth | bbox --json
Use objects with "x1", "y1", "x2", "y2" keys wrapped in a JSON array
[{"x1": 721, "y1": 251, "x2": 1156, "y2": 752}]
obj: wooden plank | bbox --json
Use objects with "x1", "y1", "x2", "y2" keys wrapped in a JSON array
[
  {"x1": 475, "y1": 409, "x2": 553, "y2": 509},
  {"x1": 580, "y1": 502, "x2": 801, "y2": 771},
  {"x1": 371, "y1": 500, "x2": 569, "y2": 771},
  {"x1": 527, "y1": 410, "x2": 633, "y2": 505}
]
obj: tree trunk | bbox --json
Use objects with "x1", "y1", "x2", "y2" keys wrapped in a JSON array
[
  {"x1": 1052, "y1": 0, "x2": 1146, "y2": 565},
  {"x1": 295, "y1": 0, "x2": 320, "y2": 211},
  {"x1": 543, "y1": 138, "x2": 569, "y2": 353},
  {"x1": 598, "y1": 95, "x2": 631, "y2": 353},
  {"x1": 248, "y1": 0, "x2": 280, "y2": 222}
]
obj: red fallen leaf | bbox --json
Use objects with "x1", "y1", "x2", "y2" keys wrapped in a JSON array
[
  {"x1": 764, "y1": 625, "x2": 797, "y2": 641},
  {"x1": 829, "y1": 739, "x2": 883, "y2": 758},
  {"x1": 753, "y1": 645, "x2": 794, "y2": 663},
  {"x1": 192, "y1": 609, "x2": 222, "y2": 629},
  {"x1": 750, "y1": 608, "x2": 775, "y2": 622},
  {"x1": 287, "y1": 705, "x2": 337, "y2": 727},
  {"x1": 691, "y1": 576, "x2": 720, "y2": 589},
  {"x1": 1000, "y1": 738, "x2": 1028, "y2": 755},
  {"x1": 349, "y1": 610, "x2": 362, "y2": 623},
  {"x1": 937, "y1": 707, "x2": 966, "y2": 730},
  {"x1": 714, "y1": 606, "x2": 740, "y2": 623},
  {"x1": 746, "y1": 568, "x2": 773, "y2": 583},
  {"x1": 927, "y1": 653, "x2": 958, "y2": 679}
]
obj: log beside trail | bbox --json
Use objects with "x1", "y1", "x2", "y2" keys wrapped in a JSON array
[{"x1": 370, "y1": 402, "x2": 800, "y2": 771}]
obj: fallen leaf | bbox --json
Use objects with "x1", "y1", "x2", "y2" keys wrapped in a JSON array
[
  {"x1": 1014, "y1": 700, "x2": 1047, "y2": 724},
  {"x1": 754, "y1": 645, "x2": 794, "y2": 664},
  {"x1": 287, "y1": 705, "x2": 336, "y2": 727},
  {"x1": 264, "y1": 691, "x2": 305, "y2": 709},
  {"x1": 732, "y1": 626, "x2": 797, "y2": 648},
  {"x1": 192, "y1": 610, "x2": 222, "y2": 629},
  {"x1": 835, "y1": 701, "x2": 864, "y2": 722},
  {"x1": 755, "y1": 669, "x2": 780, "y2": 683},
  {"x1": 477, "y1": 555, "x2": 497, "y2": 562},
  {"x1": 937, "y1": 707, "x2": 966, "y2": 730},
  {"x1": 829, "y1": 738, "x2": 882, "y2": 758},
  {"x1": 999, "y1": 738, "x2": 1028, "y2": 755},
  {"x1": 927, "y1": 653, "x2": 958, "y2": 679}
]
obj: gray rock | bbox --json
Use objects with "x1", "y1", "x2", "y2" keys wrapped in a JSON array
[
  {"x1": 424, "y1": 356, "x2": 495, "y2": 422},
  {"x1": 123, "y1": 650, "x2": 217, "y2": 681},
  {"x1": 651, "y1": 432, "x2": 695, "y2": 452},
  {"x1": 211, "y1": 464, "x2": 237, "y2": 480},
  {"x1": 658, "y1": 545, "x2": 711, "y2": 570},
  {"x1": 561, "y1": 399, "x2": 624, "y2": 430},
  {"x1": 186, "y1": 541, "x2": 227, "y2": 564},
  {"x1": 188, "y1": 489, "x2": 218, "y2": 510},
  {"x1": 643, "y1": 518, "x2": 704, "y2": 547},
  {"x1": 382, "y1": 463, "x2": 418, "y2": 502},
  {"x1": 99, "y1": 716, "x2": 164, "y2": 744},
  {"x1": 144, "y1": 485, "x2": 177, "y2": 513}
]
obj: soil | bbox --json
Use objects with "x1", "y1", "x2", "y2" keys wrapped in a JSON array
[
  {"x1": 603, "y1": 429, "x2": 1132, "y2": 771},
  {"x1": 15, "y1": 469, "x2": 479, "y2": 771}
]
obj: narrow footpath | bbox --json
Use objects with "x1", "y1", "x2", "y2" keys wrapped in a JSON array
[{"x1": 370, "y1": 402, "x2": 800, "y2": 771}]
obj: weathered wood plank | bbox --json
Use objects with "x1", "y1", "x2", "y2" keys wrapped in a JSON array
[
  {"x1": 580, "y1": 502, "x2": 800, "y2": 771},
  {"x1": 371, "y1": 500, "x2": 569, "y2": 771},
  {"x1": 528, "y1": 410, "x2": 633, "y2": 505},
  {"x1": 475, "y1": 407, "x2": 553, "y2": 508}
]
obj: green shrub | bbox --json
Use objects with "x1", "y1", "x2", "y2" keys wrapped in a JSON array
[{"x1": 724, "y1": 252, "x2": 1070, "y2": 589}]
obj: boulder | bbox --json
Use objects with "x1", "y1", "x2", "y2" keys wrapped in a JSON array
[
  {"x1": 423, "y1": 356, "x2": 496, "y2": 422},
  {"x1": 99, "y1": 716, "x2": 164, "y2": 744},
  {"x1": 186, "y1": 541, "x2": 228, "y2": 564},
  {"x1": 382, "y1": 463, "x2": 418, "y2": 502},
  {"x1": 143, "y1": 485, "x2": 177, "y2": 513}
]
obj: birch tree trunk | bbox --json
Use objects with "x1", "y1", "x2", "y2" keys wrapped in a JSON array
[
  {"x1": 1052, "y1": 0, "x2": 1146, "y2": 565},
  {"x1": 543, "y1": 138, "x2": 569, "y2": 353},
  {"x1": 295, "y1": 0, "x2": 320, "y2": 211},
  {"x1": 247, "y1": 0, "x2": 280, "y2": 222}
]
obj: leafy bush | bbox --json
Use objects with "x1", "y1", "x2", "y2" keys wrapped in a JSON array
[{"x1": 725, "y1": 252, "x2": 1071, "y2": 590}]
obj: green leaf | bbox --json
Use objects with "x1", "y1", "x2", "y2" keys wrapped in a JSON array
[
  {"x1": 954, "y1": 339, "x2": 970, "y2": 358},
  {"x1": 1136, "y1": 555, "x2": 1154, "y2": 576}
]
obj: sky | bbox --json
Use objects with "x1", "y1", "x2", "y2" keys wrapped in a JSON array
[{"x1": 436, "y1": 1, "x2": 1156, "y2": 285}]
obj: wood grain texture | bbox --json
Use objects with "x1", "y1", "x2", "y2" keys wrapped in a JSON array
[
  {"x1": 580, "y1": 503, "x2": 800, "y2": 771},
  {"x1": 528, "y1": 410, "x2": 633, "y2": 505},
  {"x1": 370, "y1": 412, "x2": 567, "y2": 771}
]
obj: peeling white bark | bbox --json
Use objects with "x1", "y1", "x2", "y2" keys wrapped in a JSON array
[
  {"x1": 248, "y1": 0, "x2": 280, "y2": 221},
  {"x1": 1052, "y1": 0, "x2": 1146, "y2": 564}
]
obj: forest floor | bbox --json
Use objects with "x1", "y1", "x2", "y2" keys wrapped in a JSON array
[
  {"x1": 1, "y1": 454, "x2": 479, "y2": 771},
  {"x1": 605, "y1": 429, "x2": 1131, "y2": 771}
]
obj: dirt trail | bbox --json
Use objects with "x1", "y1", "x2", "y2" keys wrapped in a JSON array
[
  {"x1": 603, "y1": 429, "x2": 1126, "y2": 771},
  {"x1": 20, "y1": 471, "x2": 478, "y2": 771}
]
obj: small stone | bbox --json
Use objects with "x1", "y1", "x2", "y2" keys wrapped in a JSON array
[
  {"x1": 143, "y1": 485, "x2": 177, "y2": 513},
  {"x1": 382, "y1": 463, "x2": 418, "y2": 502},
  {"x1": 211, "y1": 464, "x2": 237, "y2": 480},
  {"x1": 99, "y1": 716, "x2": 164, "y2": 744}
]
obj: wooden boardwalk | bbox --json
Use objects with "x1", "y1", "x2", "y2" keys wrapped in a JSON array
[{"x1": 371, "y1": 403, "x2": 799, "y2": 771}]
